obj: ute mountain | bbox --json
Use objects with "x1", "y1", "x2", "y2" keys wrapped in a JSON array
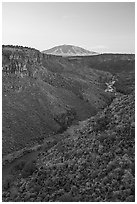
[{"x1": 42, "y1": 44, "x2": 98, "y2": 56}]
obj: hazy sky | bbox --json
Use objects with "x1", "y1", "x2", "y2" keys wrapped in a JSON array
[{"x1": 2, "y1": 2, "x2": 135, "y2": 53}]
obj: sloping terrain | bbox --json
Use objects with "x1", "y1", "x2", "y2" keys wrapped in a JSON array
[
  {"x1": 2, "y1": 91, "x2": 135, "y2": 202},
  {"x1": 42, "y1": 44, "x2": 98, "y2": 56},
  {"x1": 2, "y1": 45, "x2": 135, "y2": 202},
  {"x1": 2, "y1": 45, "x2": 114, "y2": 156},
  {"x1": 66, "y1": 54, "x2": 135, "y2": 74},
  {"x1": 114, "y1": 71, "x2": 135, "y2": 94}
]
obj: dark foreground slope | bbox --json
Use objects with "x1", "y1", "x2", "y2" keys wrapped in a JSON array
[
  {"x1": 2, "y1": 92, "x2": 135, "y2": 202},
  {"x1": 2, "y1": 45, "x2": 115, "y2": 156}
]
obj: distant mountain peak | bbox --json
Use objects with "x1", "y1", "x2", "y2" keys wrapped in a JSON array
[{"x1": 42, "y1": 44, "x2": 98, "y2": 56}]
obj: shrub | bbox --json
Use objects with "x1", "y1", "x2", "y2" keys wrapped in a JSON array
[
  {"x1": 13, "y1": 160, "x2": 26, "y2": 171},
  {"x1": 3, "y1": 175, "x2": 14, "y2": 190},
  {"x1": 22, "y1": 160, "x2": 37, "y2": 178},
  {"x1": 95, "y1": 116, "x2": 109, "y2": 131}
]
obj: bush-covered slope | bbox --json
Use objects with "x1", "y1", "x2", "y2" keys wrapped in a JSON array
[{"x1": 2, "y1": 92, "x2": 135, "y2": 202}]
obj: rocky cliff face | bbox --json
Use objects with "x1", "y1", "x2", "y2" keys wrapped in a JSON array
[{"x1": 2, "y1": 45, "x2": 43, "y2": 77}]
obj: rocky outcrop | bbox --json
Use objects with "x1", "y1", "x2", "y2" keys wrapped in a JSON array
[
  {"x1": 105, "y1": 76, "x2": 116, "y2": 93},
  {"x1": 2, "y1": 45, "x2": 44, "y2": 77}
]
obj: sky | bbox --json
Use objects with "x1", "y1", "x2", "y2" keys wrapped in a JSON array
[{"x1": 2, "y1": 2, "x2": 135, "y2": 53}]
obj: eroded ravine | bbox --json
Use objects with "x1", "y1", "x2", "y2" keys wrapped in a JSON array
[{"x1": 2, "y1": 76, "x2": 117, "y2": 186}]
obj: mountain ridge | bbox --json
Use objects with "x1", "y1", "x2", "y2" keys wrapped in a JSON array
[{"x1": 42, "y1": 44, "x2": 98, "y2": 56}]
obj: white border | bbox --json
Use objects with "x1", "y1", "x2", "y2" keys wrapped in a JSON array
[{"x1": 1, "y1": 1, "x2": 136, "y2": 204}]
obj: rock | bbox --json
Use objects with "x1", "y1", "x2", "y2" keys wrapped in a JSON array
[{"x1": 131, "y1": 122, "x2": 135, "y2": 128}]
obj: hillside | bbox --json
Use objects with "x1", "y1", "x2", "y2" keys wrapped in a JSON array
[
  {"x1": 2, "y1": 45, "x2": 135, "y2": 156},
  {"x1": 2, "y1": 45, "x2": 135, "y2": 202},
  {"x1": 2, "y1": 45, "x2": 114, "y2": 156},
  {"x1": 42, "y1": 44, "x2": 98, "y2": 56},
  {"x1": 2, "y1": 91, "x2": 135, "y2": 202}
]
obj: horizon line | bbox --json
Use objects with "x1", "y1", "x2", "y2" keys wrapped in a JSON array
[{"x1": 2, "y1": 44, "x2": 135, "y2": 55}]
